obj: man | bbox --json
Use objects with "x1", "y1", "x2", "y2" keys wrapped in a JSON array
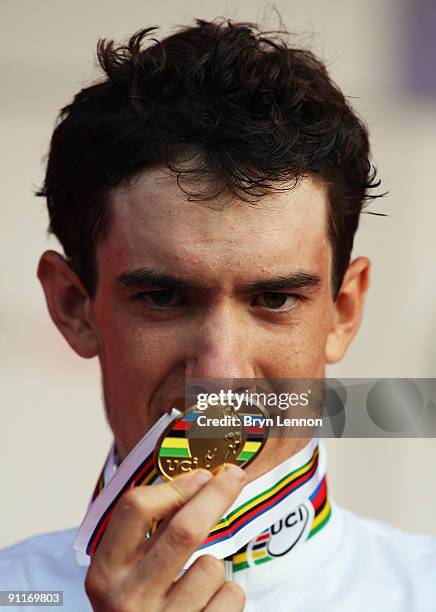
[{"x1": 1, "y1": 18, "x2": 435, "y2": 611}]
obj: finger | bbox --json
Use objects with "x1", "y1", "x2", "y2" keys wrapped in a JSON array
[
  {"x1": 165, "y1": 555, "x2": 225, "y2": 612},
  {"x1": 204, "y1": 581, "x2": 246, "y2": 612},
  {"x1": 93, "y1": 469, "x2": 213, "y2": 570},
  {"x1": 127, "y1": 464, "x2": 246, "y2": 591}
]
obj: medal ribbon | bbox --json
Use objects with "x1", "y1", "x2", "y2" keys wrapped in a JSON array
[{"x1": 74, "y1": 412, "x2": 325, "y2": 568}]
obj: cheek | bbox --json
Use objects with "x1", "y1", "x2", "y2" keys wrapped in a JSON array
[
  {"x1": 262, "y1": 307, "x2": 332, "y2": 378},
  {"x1": 103, "y1": 325, "x2": 177, "y2": 384},
  {"x1": 95, "y1": 302, "x2": 183, "y2": 401}
]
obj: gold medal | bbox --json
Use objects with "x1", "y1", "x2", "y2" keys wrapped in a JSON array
[{"x1": 154, "y1": 396, "x2": 269, "y2": 480}]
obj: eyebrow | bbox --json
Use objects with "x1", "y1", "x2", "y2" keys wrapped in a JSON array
[
  {"x1": 241, "y1": 272, "x2": 321, "y2": 294},
  {"x1": 115, "y1": 268, "x2": 321, "y2": 294},
  {"x1": 116, "y1": 269, "x2": 203, "y2": 293}
]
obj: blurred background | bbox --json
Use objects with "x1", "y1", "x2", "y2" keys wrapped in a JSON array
[{"x1": 1, "y1": 0, "x2": 435, "y2": 548}]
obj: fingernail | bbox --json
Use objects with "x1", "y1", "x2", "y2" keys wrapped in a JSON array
[
  {"x1": 190, "y1": 469, "x2": 213, "y2": 487},
  {"x1": 222, "y1": 463, "x2": 246, "y2": 483}
]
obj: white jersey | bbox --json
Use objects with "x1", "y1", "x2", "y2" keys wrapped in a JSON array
[
  {"x1": 1, "y1": 504, "x2": 436, "y2": 611},
  {"x1": 1, "y1": 442, "x2": 436, "y2": 611}
]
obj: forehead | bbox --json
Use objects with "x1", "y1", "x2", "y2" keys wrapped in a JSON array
[{"x1": 97, "y1": 168, "x2": 331, "y2": 281}]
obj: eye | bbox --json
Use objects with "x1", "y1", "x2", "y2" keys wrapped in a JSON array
[
  {"x1": 136, "y1": 289, "x2": 185, "y2": 309},
  {"x1": 253, "y1": 292, "x2": 299, "y2": 311}
]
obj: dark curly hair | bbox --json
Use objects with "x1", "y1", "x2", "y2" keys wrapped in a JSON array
[{"x1": 37, "y1": 18, "x2": 383, "y2": 298}]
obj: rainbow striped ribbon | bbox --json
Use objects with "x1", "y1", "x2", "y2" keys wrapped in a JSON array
[
  {"x1": 231, "y1": 475, "x2": 331, "y2": 572},
  {"x1": 74, "y1": 413, "x2": 325, "y2": 569}
]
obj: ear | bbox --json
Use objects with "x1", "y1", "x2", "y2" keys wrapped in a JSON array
[
  {"x1": 325, "y1": 256, "x2": 370, "y2": 364},
  {"x1": 37, "y1": 250, "x2": 99, "y2": 358}
]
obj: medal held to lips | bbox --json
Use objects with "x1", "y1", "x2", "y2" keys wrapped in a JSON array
[{"x1": 154, "y1": 397, "x2": 270, "y2": 480}]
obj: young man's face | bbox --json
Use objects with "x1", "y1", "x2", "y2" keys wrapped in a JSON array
[{"x1": 39, "y1": 166, "x2": 369, "y2": 476}]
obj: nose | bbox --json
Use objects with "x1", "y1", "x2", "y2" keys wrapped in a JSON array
[{"x1": 184, "y1": 301, "x2": 256, "y2": 393}]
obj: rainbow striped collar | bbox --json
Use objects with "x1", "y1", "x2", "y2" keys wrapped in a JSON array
[
  {"x1": 75, "y1": 414, "x2": 328, "y2": 570},
  {"x1": 229, "y1": 473, "x2": 331, "y2": 573}
]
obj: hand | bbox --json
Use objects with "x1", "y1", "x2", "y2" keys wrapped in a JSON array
[{"x1": 85, "y1": 465, "x2": 247, "y2": 611}]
